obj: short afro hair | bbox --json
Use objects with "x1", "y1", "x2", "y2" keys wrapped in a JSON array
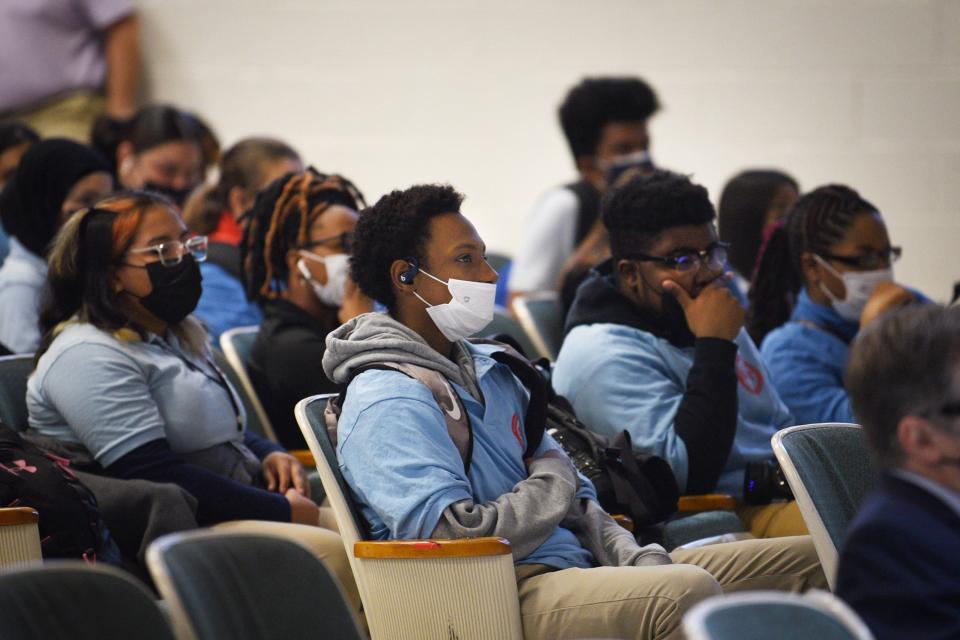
[
  {"x1": 602, "y1": 170, "x2": 715, "y2": 261},
  {"x1": 559, "y1": 77, "x2": 660, "y2": 161},
  {"x1": 352, "y1": 184, "x2": 464, "y2": 311}
]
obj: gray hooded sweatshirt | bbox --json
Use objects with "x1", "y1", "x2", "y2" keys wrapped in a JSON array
[{"x1": 323, "y1": 312, "x2": 670, "y2": 568}]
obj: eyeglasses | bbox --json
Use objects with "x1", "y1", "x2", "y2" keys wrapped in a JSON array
[
  {"x1": 628, "y1": 242, "x2": 729, "y2": 273},
  {"x1": 921, "y1": 401, "x2": 960, "y2": 419},
  {"x1": 300, "y1": 231, "x2": 353, "y2": 253},
  {"x1": 819, "y1": 247, "x2": 902, "y2": 270},
  {"x1": 126, "y1": 235, "x2": 208, "y2": 267}
]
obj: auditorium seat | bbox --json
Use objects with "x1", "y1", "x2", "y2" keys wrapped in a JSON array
[
  {"x1": 147, "y1": 530, "x2": 363, "y2": 640},
  {"x1": 772, "y1": 423, "x2": 876, "y2": 589},
  {"x1": 0, "y1": 562, "x2": 175, "y2": 640},
  {"x1": 683, "y1": 589, "x2": 873, "y2": 640},
  {"x1": 296, "y1": 394, "x2": 524, "y2": 640}
]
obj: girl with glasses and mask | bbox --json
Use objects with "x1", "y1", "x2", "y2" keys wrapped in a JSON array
[
  {"x1": 242, "y1": 170, "x2": 372, "y2": 449},
  {"x1": 749, "y1": 184, "x2": 927, "y2": 426},
  {"x1": 24, "y1": 192, "x2": 358, "y2": 602}
]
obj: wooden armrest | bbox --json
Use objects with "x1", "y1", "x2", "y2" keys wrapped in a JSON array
[
  {"x1": 612, "y1": 514, "x2": 634, "y2": 532},
  {"x1": 0, "y1": 507, "x2": 39, "y2": 526},
  {"x1": 354, "y1": 537, "x2": 511, "y2": 559},
  {"x1": 289, "y1": 449, "x2": 316, "y2": 468},
  {"x1": 677, "y1": 494, "x2": 737, "y2": 512}
]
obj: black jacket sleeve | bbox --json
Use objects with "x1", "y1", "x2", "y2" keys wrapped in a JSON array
[
  {"x1": 673, "y1": 338, "x2": 739, "y2": 494},
  {"x1": 106, "y1": 439, "x2": 291, "y2": 526}
]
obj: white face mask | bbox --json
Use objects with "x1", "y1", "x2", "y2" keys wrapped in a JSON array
[
  {"x1": 412, "y1": 268, "x2": 496, "y2": 342},
  {"x1": 814, "y1": 255, "x2": 893, "y2": 323},
  {"x1": 297, "y1": 251, "x2": 350, "y2": 307}
]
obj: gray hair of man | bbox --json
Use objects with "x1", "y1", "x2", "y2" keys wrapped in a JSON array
[{"x1": 847, "y1": 303, "x2": 960, "y2": 467}]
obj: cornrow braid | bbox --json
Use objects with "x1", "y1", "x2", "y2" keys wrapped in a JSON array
[
  {"x1": 241, "y1": 169, "x2": 365, "y2": 303},
  {"x1": 747, "y1": 184, "x2": 879, "y2": 344}
]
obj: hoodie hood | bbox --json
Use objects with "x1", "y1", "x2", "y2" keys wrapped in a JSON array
[
  {"x1": 565, "y1": 260, "x2": 696, "y2": 348},
  {"x1": 323, "y1": 312, "x2": 481, "y2": 396}
]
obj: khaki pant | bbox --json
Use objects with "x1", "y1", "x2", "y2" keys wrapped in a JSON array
[
  {"x1": 736, "y1": 500, "x2": 808, "y2": 538},
  {"x1": 5, "y1": 91, "x2": 104, "y2": 143},
  {"x1": 517, "y1": 535, "x2": 825, "y2": 640}
]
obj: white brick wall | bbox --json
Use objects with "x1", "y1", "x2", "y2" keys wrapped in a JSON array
[{"x1": 137, "y1": 0, "x2": 960, "y2": 301}]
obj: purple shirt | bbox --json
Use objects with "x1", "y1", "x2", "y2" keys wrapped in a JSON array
[{"x1": 0, "y1": 0, "x2": 134, "y2": 112}]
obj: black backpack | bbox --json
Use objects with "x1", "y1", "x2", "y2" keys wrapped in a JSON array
[
  {"x1": 489, "y1": 349, "x2": 679, "y2": 527},
  {"x1": 0, "y1": 422, "x2": 114, "y2": 562}
]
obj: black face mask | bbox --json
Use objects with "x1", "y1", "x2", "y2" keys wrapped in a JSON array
[
  {"x1": 138, "y1": 255, "x2": 203, "y2": 325},
  {"x1": 143, "y1": 181, "x2": 192, "y2": 208}
]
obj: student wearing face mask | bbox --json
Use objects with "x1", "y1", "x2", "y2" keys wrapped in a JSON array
[
  {"x1": 0, "y1": 138, "x2": 113, "y2": 353},
  {"x1": 184, "y1": 137, "x2": 303, "y2": 340},
  {"x1": 25, "y1": 192, "x2": 359, "y2": 606},
  {"x1": 748, "y1": 185, "x2": 926, "y2": 426},
  {"x1": 327, "y1": 183, "x2": 823, "y2": 640},
  {"x1": 243, "y1": 170, "x2": 373, "y2": 449},
  {"x1": 509, "y1": 77, "x2": 659, "y2": 302},
  {"x1": 92, "y1": 104, "x2": 208, "y2": 208},
  {"x1": 553, "y1": 171, "x2": 803, "y2": 539}
]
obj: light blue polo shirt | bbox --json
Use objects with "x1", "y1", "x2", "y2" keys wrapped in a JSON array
[
  {"x1": 336, "y1": 342, "x2": 597, "y2": 569},
  {"x1": 27, "y1": 321, "x2": 246, "y2": 466},
  {"x1": 554, "y1": 325, "x2": 794, "y2": 497}
]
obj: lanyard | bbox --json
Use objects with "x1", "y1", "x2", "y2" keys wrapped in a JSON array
[{"x1": 152, "y1": 337, "x2": 244, "y2": 432}]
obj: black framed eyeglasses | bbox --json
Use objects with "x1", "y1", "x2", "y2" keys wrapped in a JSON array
[
  {"x1": 627, "y1": 242, "x2": 729, "y2": 273},
  {"x1": 300, "y1": 231, "x2": 354, "y2": 253},
  {"x1": 819, "y1": 247, "x2": 902, "y2": 270}
]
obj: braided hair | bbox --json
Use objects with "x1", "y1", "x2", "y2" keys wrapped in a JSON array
[
  {"x1": 747, "y1": 184, "x2": 879, "y2": 344},
  {"x1": 242, "y1": 169, "x2": 365, "y2": 302}
]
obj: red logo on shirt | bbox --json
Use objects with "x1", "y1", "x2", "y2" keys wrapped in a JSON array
[
  {"x1": 735, "y1": 355, "x2": 764, "y2": 395},
  {"x1": 511, "y1": 414, "x2": 524, "y2": 447}
]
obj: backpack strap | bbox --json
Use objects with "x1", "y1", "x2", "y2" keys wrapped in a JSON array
[
  {"x1": 482, "y1": 346, "x2": 548, "y2": 458},
  {"x1": 327, "y1": 363, "x2": 474, "y2": 472}
]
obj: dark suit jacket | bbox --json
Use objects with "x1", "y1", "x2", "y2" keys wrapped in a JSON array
[{"x1": 836, "y1": 472, "x2": 960, "y2": 640}]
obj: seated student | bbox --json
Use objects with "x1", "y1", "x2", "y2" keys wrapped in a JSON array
[
  {"x1": 184, "y1": 137, "x2": 303, "y2": 340},
  {"x1": 553, "y1": 171, "x2": 802, "y2": 539},
  {"x1": 749, "y1": 185, "x2": 923, "y2": 426},
  {"x1": 717, "y1": 169, "x2": 798, "y2": 300},
  {"x1": 837, "y1": 304, "x2": 960, "y2": 640},
  {"x1": 244, "y1": 170, "x2": 373, "y2": 449},
  {"x1": 509, "y1": 76, "x2": 659, "y2": 302},
  {"x1": 0, "y1": 122, "x2": 40, "y2": 268},
  {"x1": 93, "y1": 104, "x2": 207, "y2": 208},
  {"x1": 325, "y1": 184, "x2": 824, "y2": 640},
  {"x1": 0, "y1": 138, "x2": 113, "y2": 353},
  {"x1": 24, "y1": 193, "x2": 358, "y2": 587}
]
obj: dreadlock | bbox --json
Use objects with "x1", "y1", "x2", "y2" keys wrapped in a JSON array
[
  {"x1": 242, "y1": 169, "x2": 365, "y2": 302},
  {"x1": 747, "y1": 184, "x2": 879, "y2": 344}
]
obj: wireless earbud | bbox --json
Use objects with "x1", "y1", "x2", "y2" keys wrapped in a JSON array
[
  {"x1": 296, "y1": 258, "x2": 313, "y2": 282},
  {"x1": 399, "y1": 257, "x2": 419, "y2": 284}
]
